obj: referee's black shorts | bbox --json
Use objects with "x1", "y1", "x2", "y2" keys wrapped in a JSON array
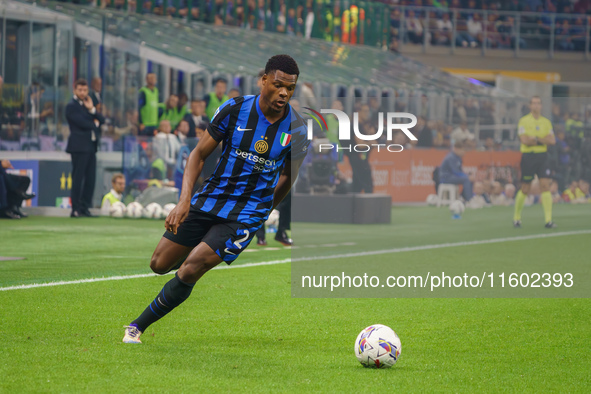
[{"x1": 520, "y1": 152, "x2": 551, "y2": 183}]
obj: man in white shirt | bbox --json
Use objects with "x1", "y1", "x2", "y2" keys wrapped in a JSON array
[
  {"x1": 451, "y1": 122, "x2": 476, "y2": 148},
  {"x1": 435, "y1": 13, "x2": 453, "y2": 45},
  {"x1": 466, "y1": 13, "x2": 483, "y2": 47},
  {"x1": 153, "y1": 119, "x2": 181, "y2": 169},
  {"x1": 405, "y1": 10, "x2": 424, "y2": 44}
]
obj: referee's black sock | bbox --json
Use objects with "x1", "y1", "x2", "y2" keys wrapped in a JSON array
[{"x1": 131, "y1": 273, "x2": 194, "y2": 332}]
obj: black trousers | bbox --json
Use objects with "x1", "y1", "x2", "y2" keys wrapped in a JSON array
[
  {"x1": 277, "y1": 192, "x2": 291, "y2": 233},
  {"x1": 70, "y1": 152, "x2": 96, "y2": 212},
  {"x1": 0, "y1": 167, "x2": 30, "y2": 210}
]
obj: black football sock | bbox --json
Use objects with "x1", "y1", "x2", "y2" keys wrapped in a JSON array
[{"x1": 131, "y1": 273, "x2": 194, "y2": 332}]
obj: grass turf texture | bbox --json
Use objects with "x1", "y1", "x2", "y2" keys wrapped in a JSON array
[{"x1": 0, "y1": 205, "x2": 590, "y2": 392}]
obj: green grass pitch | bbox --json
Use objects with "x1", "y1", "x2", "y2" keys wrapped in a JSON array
[{"x1": 0, "y1": 204, "x2": 590, "y2": 392}]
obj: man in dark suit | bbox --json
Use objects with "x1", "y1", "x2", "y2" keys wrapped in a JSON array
[
  {"x1": 183, "y1": 99, "x2": 209, "y2": 138},
  {"x1": 65, "y1": 79, "x2": 105, "y2": 218}
]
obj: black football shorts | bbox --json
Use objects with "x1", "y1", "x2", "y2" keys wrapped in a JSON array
[
  {"x1": 520, "y1": 152, "x2": 551, "y2": 183},
  {"x1": 163, "y1": 208, "x2": 261, "y2": 264}
]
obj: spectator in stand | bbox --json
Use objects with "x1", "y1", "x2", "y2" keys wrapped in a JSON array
[
  {"x1": 177, "y1": 92, "x2": 189, "y2": 117},
  {"x1": 498, "y1": 16, "x2": 526, "y2": 49},
  {"x1": 405, "y1": 10, "x2": 424, "y2": 44},
  {"x1": 485, "y1": 13, "x2": 501, "y2": 48},
  {"x1": 427, "y1": 120, "x2": 444, "y2": 147},
  {"x1": 174, "y1": 119, "x2": 195, "y2": 149},
  {"x1": 579, "y1": 179, "x2": 591, "y2": 201},
  {"x1": 138, "y1": 73, "x2": 160, "y2": 136},
  {"x1": 204, "y1": 78, "x2": 229, "y2": 120},
  {"x1": 452, "y1": 99, "x2": 467, "y2": 124},
  {"x1": 467, "y1": 181, "x2": 491, "y2": 208},
  {"x1": 505, "y1": 0, "x2": 524, "y2": 12},
  {"x1": 228, "y1": 88, "x2": 241, "y2": 99},
  {"x1": 26, "y1": 83, "x2": 45, "y2": 138},
  {"x1": 89, "y1": 77, "x2": 103, "y2": 113},
  {"x1": 457, "y1": 13, "x2": 478, "y2": 47},
  {"x1": 451, "y1": 122, "x2": 476, "y2": 148},
  {"x1": 504, "y1": 183, "x2": 516, "y2": 203},
  {"x1": 434, "y1": 12, "x2": 453, "y2": 46},
  {"x1": 562, "y1": 180, "x2": 585, "y2": 202},
  {"x1": 571, "y1": 17, "x2": 587, "y2": 52},
  {"x1": 299, "y1": 82, "x2": 317, "y2": 110},
  {"x1": 159, "y1": 94, "x2": 184, "y2": 131},
  {"x1": 183, "y1": 99, "x2": 209, "y2": 138},
  {"x1": 467, "y1": 13, "x2": 483, "y2": 47},
  {"x1": 101, "y1": 173, "x2": 126, "y2": 215},
  {"x1": 439, "y1": 141, "x2": 474, "y2": 201},
  {"x1": 556, "y1": 19, "x2": 575, "y2": 50},
  {"x1": 390, "y1": 8, "x2": 402, "y2": 42},
  {"x1": 415, "y1": 117, "x2": 434, "y2": 147},
  {"x1": 490, "y1": 181, "x2": 514, "y2": 206},
  {"x1": 153, "y1": 119, "x2": 181, "y2": 174}
]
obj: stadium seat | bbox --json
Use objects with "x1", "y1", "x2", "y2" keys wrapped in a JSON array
[{"x1": 437, "y1": 184, "x2": 459, "y2": 207}]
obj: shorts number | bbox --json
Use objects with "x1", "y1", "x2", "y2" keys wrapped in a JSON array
[{"x1": 224, "y1": 230, "x2": 250, "y2": 255}]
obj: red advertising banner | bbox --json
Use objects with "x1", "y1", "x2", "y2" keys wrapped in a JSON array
[{"x1": 338, "y1": 149, "x2": 521, "y2": 202}]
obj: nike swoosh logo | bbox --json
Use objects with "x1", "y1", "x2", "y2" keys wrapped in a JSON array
[
  {"x1": 158, "y1": 297, "x2": 166, "y2": 306},
  {"x1": 237, "y1": 126, "x2": 252, "y2": 131},
  {"x1": 224, "y1": 248, "x2": 236, "y2": 255}
]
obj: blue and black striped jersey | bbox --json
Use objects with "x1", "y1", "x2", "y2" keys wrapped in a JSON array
[{"x1": 191, "y1": 95, "x2": 309, "y2": 226}]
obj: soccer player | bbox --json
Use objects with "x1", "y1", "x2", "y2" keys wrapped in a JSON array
[
  {"x1": 123, "y1": 55, "x2": 309, "y2": 343},
  {"x1": 513, "y1": 96, "x2": 556, "y2": 228}
]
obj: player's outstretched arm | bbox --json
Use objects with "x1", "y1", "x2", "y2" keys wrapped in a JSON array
[
  {"x1": 272, "y1": 158, "x2": 304, "y2": 210},
  {"x1": 165, "y1": 133, "x2": 219, "y2": 234}
]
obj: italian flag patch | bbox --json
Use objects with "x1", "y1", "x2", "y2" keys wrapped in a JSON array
[{"x1": 280, "y1": 132, "x2": 291, "y2": 146}]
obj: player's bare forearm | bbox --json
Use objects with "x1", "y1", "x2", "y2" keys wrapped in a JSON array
[{"x1": 272, "y1": 158, "x2": 303, "y2": 210}]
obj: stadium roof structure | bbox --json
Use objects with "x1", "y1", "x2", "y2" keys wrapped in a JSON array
[{"x1": 33, "y1": 1, "x2": 513, "y2": 98}]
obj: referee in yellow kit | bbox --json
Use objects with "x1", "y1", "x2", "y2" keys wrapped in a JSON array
[{"x1": 514, "y1": 96, "x2": 556, "y2": 228}]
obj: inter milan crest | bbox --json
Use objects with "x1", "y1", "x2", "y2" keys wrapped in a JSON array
[{"x1": 254, "y1": 140, "x2": 268, "y2": 154}]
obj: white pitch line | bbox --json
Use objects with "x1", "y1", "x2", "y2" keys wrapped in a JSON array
[{"x1": 1, "y1": 229, "x2": 589, "y2": 292}]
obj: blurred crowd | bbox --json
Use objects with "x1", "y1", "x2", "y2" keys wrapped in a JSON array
[{"x1": 74, "y1": 0, "x2": 591, "y2": 52}]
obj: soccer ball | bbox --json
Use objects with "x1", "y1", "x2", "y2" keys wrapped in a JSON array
[
  {"x1": 125, "y1": 202, "x2": 144, "y2": 219},
  {"x1": 162, "y1": 203, "x2": 176, "y2": 218},
  {"x1": 109, "y1": 201, "x2": 126, "y2": 218},
  {"x1": 266, "y1": 209, "x2": 279, "y2": 227},
  {"x1": 354, "y1": 324, "x2": 402, "y2": 368},
  {"x1": 449, "y1": 200, "x2": 465, "y2": 215},
  {"x1": 143, "y1": 202, "x2": 163, "y2": 219},
  {"x1": 426, "y1": 194, "x2": 439, "y2": 206}
]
